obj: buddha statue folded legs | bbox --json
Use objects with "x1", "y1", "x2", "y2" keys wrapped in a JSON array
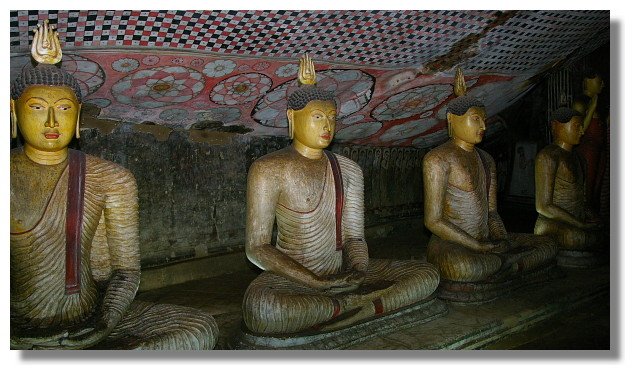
[
  {"x1": 422, "y1": 68, "x2": 559, "y2": 303},
  {"x1": 237, "y1": 54, "x2": 444, "y2": 348},
  {"x1": 534, "y1": 108, "x2": 605, "y2": 268},
  {"x1": 10, "y1": 21, "x2": 218, "y2": 350},
  {"x1": 242, "y1": 151, "x2": 440, "y2": 335}
]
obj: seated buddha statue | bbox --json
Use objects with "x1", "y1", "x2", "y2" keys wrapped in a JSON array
[
  {"x1": 242, "y1": 54, "x2": 441, "y2": 339},
  {"x1": 534, "y1": 107, "x2": 604, "y2": 267},
  {"x1": 10, "y1": 21, "x2": 218, "y2": 350},
  {"x1": 572, "y1": 72, "x2": 607, "y2": 214},
  {"x1": 423, "y1": 67, "x2": 558, "y2": 302}
]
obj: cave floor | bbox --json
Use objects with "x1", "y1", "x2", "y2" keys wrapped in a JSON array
[{"x1": 137, "y1": 234, "x2": 611, "y2": 351}]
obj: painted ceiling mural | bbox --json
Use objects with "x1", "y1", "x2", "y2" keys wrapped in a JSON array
[{"x1": 9, "y1": 10, "x2": 610, "y2": 148}]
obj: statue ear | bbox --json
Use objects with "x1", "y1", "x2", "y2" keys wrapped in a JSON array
[
  {"x1": 10, "y1": 99, "x2": 17, "y2": 139},
  {"x1": 446, "y1": 112, "x2": 453, "y2": 138},
  {"x1": 76, "y1": 103, "x2": 82, "y2": 139},
  {"x1": 287, "y1": 109, "x2": 294, "y2": 139}
]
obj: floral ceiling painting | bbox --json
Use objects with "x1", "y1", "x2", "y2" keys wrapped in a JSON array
[{"x1": 9, "y1": 10, "x2": 609, "y2": 148}]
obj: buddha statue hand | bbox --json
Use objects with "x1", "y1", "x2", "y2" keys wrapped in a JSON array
[
  {"x1": 318, "y1": 270, "x2": 365, "y2": 295},
  {"x1": 478, "y1": 239, "x2": 511, "y2": 254},
  {"x1": 10, "y1": 330, "x2": 71, "y2": 350},
  {"x1": 56, "y1": 312, "x2": 121, "y2": 349},
  {"x1": 55, "y1": 270, "x2": 138, "y2": 349}
]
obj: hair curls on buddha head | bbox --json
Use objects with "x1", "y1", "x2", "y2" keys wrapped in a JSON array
[
  {"x1": 287, "y1": 52, "x2": 335, "y2": 111},
  {"x1": 11, "y1": 64, "x2": 83, "y2": 102},
  {"x1": 551, "y1": 107, "x2": 582, "y2": 124},
  {"x1": 288, "y1": 85, "x2": 335, "y2": 110},
  {"x1": 445, "y1": 66, "x2": 485, "y2": 138},
  {"x1": 446, "y1": 95, "x2": 484, "y2": 117},
  {"x1": 286, "y1": 53, "x2": 336, "y2": 138}
]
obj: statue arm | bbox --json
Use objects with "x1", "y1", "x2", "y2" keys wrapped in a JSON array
[
  {"x1": 535, "y1": 150, "x2": 588, "y2": 229},
  {"x1": 61, "y1": 168, "x2": 140, "y2": 349},
  {"x1": 245, "y1": 161, "x2": 326, "y2": 290},
  {"x1": 574, "y1": 96, "x2": 597, "y2": 134},
  {"x1": 423, "y1": 154, "x2": 491, "y2": 252},
  {"x1": 484, "y1": 154, "x2": 508, "y2": 240},
  {"x1": 342, "y1": 163, "x2": 369, "y2": 273}
]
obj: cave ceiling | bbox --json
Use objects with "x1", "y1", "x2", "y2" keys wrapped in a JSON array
[{"x1": 9, "y1": 10, "x2": 610, "y2": 148}]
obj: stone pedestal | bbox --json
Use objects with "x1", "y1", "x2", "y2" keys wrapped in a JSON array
[
  {"x1": 557, "y1": 249, "x2": 608, "y2": 268},
  {"x1": 437, "y1": 263, "x2": 563, "y2": 304},
  {"x1": 231, "y1": 297, "x2": 448, "y2": 349}
]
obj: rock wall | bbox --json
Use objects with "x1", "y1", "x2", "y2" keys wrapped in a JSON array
[{"x1": 76, "y1": 114, "x2": 428, "y2": 268}]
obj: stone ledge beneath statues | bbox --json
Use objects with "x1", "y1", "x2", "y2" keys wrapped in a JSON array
[
  {"x1": 137, "y1": 263, "x2": 609, "y2": 349},
  {"x1": 139, "y1": 251, "x2": 251, "y2": 292},
  {"x1": 231, "y1": 297, "x2": 449, "y2": 350},
  {"x1": 557, "y1": 249, "x2": 609, "y2": 269},
  {"x1": 437, "y1": 263, "x2": 562, "y2": 304},
  {"x1": 345, "y1": 264, "x2": 609, "y2": 349}
]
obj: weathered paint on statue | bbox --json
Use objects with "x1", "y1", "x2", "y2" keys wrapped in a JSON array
[
  {"x1": 243, "y1": 54, "x2": 440, "y2": 334},
  {"x1": 423, "y1": 67, "x2": 557, "y2": 286},
  {"x1": 534, "y1": 107, "x2": 603, "y2": 253},
  {"x1": 10, "y1": 21, "x2": 218, "y2": 349}
]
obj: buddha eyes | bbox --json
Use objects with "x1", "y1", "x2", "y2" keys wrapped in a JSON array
[
  {"x1": 27, "y1": 103, "x2": 73, "y2": 111},
  {"x1": 312, "y1": 113, "x2": 336, "y2": 121}
]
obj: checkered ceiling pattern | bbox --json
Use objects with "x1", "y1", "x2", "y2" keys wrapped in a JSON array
[{"x1": 9, "y1": 10, "x2": 610, "y2": 148}]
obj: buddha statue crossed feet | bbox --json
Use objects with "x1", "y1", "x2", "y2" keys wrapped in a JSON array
[
  {"x1": 240, "y1": 54, "x2": 442, "y2": 347},
  {"x1": 534, "y1": 107, "x2": 605, "y2": 268},
  {"x1": 422, "y1": 68, "x2": 558, "y2": 303},
  {"x1": 10, "y1": 21, "x2": 218, "y2": 350}
]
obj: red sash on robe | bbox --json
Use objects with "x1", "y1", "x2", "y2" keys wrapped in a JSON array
[
  {"x1": 324, "y1": 151, "x2": 344, "y2": 252},
  {"x1": 65, "y1": 149, "x2": 86, "y2": 295}
]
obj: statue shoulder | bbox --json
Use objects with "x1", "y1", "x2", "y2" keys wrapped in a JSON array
[
  {"x1": 475, "y1": 147, "x2": 495, "y2": 166},
  {"x1": 423, "y1": 142, "x2": 454, "y2": 166},
  {"x1": 536, "y1": 144, "x2": 562, "y2": 162},
  {"x1": 10, "y1": 147, "x2": 25, "y2": 162},
  {"x1": 249, "y1": 148, "x2": 292, "y2": 176},
  {"x1": 85, "y1": 153, "x2": 137, "y2": 189},
  {"x1": 334, "y1": 153, "x2": 362, "y2": 175},
  {"x1": 10, "y1": 148, "x2": 26, "y2": 175}
]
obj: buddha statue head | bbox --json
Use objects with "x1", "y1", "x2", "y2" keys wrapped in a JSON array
[
  {"x1": 582, "y1": 70, "x2": 604, "y2": 97},
  {"x1": 286, "y1": 53, "x2": 337, "y2": 155},
  {"x1": 445, "y1": 67, "x2": 486, "y2": 149},
  {"x1": 10, "y1": 20, "x2": 82, "y2": 164},
  {"x1": 551, "y1": 107, "x2": 584, "y2": 151}
]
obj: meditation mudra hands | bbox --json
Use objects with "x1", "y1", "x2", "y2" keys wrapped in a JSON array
[
  {"x1": 317, "y1": 269, "x2": 366, "y2": 294},
  {"x1": 241, "y1": 53, "x2": 440, "y2": 335},
  {"x1": 11, "y1": 308, "x2": 122, "y2": 350},
  {"x1": 56, "y1": 310, "x2": 122, "y2": 349},
  {"x1": 10, "y1": 19, "x2": 219, "y2": 350},
  {"x1": 479, "y1": 239, "x2": 511, "y2": 254}
]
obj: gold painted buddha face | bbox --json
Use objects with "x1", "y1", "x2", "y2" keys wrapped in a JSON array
[
  {"x1": 554, "y1": 116, "x2": 584, "y2": 147},
  {"x1": 12, "y1": 85, "x2": 80, "y2": 153},
  {"x1": 289, "y1": 100, "x2": 337, "y2": 150},
  {"x1": 449, "y1": 107, "x2": 487, "y2": 146}
]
